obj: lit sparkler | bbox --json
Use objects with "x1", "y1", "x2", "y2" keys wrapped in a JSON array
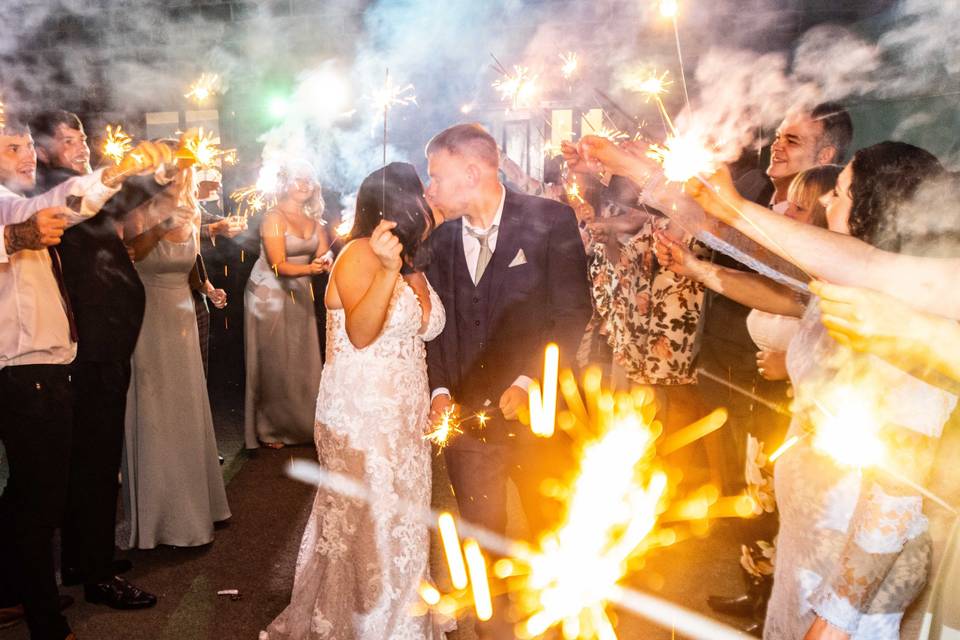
[
  {"x1": 493, "y1": 65, "x2": 540, "y2": 109},
  {"x1": 184, "y1": 73, "x2": 221, "y2": 105},
  {"x1": 424, "y1": 407, "x2": 463, "y2": 450},
  {"x1": 659, "y1": 0, "x2": 679, "y2": 19},
  {"x1": 560, "y1": 52, "x2": 579, "y2": 80},
  {"x1": 647, "y1": 134, "x2": 719, "y2": 183},
  {"x1": 370, "y1": 76, "x2": 417, "y2": 117},
  {"x1": 176, "y1": 128, "x2": 223, "y2": 169},
  {"x1": 0, "y1": 98, "x2": 6, "y2": 129},
  {"x1": 625, "y1": 70, "x2": 672, "y2": 101},
  {"x1": 102, "y1": 124, "x2": 133, "y2": 166},
  {"x1": 230, "y1": 185, "x2": 272, "y2": 219}
]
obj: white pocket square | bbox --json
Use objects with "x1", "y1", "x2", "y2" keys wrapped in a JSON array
[{"x1": 508, "y1": 249, "x2": 527, "y2": 268}]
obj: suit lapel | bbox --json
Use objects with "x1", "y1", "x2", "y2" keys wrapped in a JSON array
[{"x1": 487, "y1": 189, "x2": 524, "y2": 317}]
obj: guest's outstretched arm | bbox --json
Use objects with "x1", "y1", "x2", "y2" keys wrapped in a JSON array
[
  {"x1": 654, "y1": 232, "x2": 805, "y2": 317},
  {"x1": 685, "y1": 167, "x2": 960, "y2": 319}
]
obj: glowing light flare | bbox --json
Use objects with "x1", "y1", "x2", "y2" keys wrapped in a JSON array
[
  {"x1": 769, "y1": 434, "x2": 802, "y2": 463},
  {"x1": 0, "y1": 99, "x2": 5, "y2": 129},
  {"x1": 184, "y1": 73, "x2": 221, "y2": 105},
  {"x1": 519, "y1": 395, "x2": 669, "y2": 637},
  {"x1": 493, "y1": 66, "x2": 540, "y2": 109},
  {"x1": 659, "y1": 408, "x2": 728, "y2": 455},
  {"x1": 424, "y1": 407, "x2": 463, "y2": 450},
  {"x1": 659, "y1": 0, "x2": 679, "y2": 19},
  {"x1": 647, "y1": 134, "x2": 719, "y2": 183},
  {"x1": 812, "y1": 395, "x2": 886, "y2": 468},
  {"x1": 102, "y1": 124, "x2": 133, "y2": 166},
  {"x1": 560, "y1": 52, "x2": 579, "y2": 80},
  {"x1": 438, "y1": 512, "x2": 469, "y2": 590},
  {"x1": 529, "y1": 343, "x2": 559, "y2": 437},
  {"x1": 463, "y1": 539, "x2": 493, "y2": 621},
  {"x1": 335, "y1": 219, "x2": 353, "y2": 238},
  {"x1": 418, "y1": 582, "x2": 441, "y2": 606}
]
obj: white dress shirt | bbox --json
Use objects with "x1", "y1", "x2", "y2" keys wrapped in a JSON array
[
  {"x1": 0, "y1": 169, "x2": 120, "y2": 369},
  {"x1": 431, "y1": 185, "x2": 532, "y2": 403}
]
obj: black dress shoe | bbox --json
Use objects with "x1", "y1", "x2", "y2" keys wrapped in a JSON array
[
  {"x1": 84, "y1": 576, "x2": 157, "y2": 610},
  {"x1": 62, "y1": 558, "x2": 133, "y2": 586},
  {"x1": 707, "y1": 592, "x2": 758, "y2": 618}
]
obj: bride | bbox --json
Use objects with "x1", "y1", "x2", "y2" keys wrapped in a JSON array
[{"x1": 261, "y1": 162, "x2": 446, "y2": 639}]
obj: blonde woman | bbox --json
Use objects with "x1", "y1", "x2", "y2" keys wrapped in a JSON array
[{"x1": 244, "y1": 161, "x2": 332, "y2": 449}]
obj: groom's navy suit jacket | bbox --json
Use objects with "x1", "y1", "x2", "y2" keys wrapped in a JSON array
[{"x1": 425, "y1": 187, "x2": 592, "y2": 450}]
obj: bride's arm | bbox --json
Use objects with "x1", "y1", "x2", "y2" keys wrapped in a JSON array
[{"x1": 333, "y1": 221, "x2": 402, "y2": 349}]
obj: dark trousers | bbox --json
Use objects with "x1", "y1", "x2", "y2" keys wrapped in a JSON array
[
  {"x1": 696, "y1": 339, "x2": 759, "y2": 494},
  {"x1": 0, "y1": 364, "x2": 73, "y2": 640},
  {"x1": 444, "y1": 436, "x2": 570, "y2": 541},
  {"x1": 61, "y1": 360, "x2": 131, "y2": 585}
]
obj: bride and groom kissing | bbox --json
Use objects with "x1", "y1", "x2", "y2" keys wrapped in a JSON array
[{"x1": 261, "y1": 123, "x2": 592, "y2": 640}]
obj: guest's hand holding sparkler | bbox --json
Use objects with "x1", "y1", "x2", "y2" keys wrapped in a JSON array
[
  {"x1": 308, "y1": 256, "x2": 331, "y2": 275},
  {"x1": 653, "y1": 231, "x2": 699, "y2": 278},
  {"x1": 204, "y1": 282, "x2": 228, "y2": 309},
  {"x1": 577, "y1": 135, "x2": 655, "y2": 179},
  {"x1": 101, "y1": 140, "x2": 173, "y2": 187},
  {"x1": 560, "y1": 140, "x2": 603, "y2": 176},
  {"x1": 811, "y1": 280, "x2": 960, "y2": 384},
  {"x1": 429, "y1": 394, "x2": 458, "y2": 426},
  {"x1": 683, "y1": 165, "x2": 744, "y2": 225},
  {"x1": 499, "y1": 385, "x2": 528, "y2": 421},
  {"x1": 370, "y1": 219, "x2": 403, "y2": 272}
]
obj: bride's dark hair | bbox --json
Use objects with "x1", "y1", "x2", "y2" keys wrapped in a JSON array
[{"x1": 350, "y1": 162, "x2": 436, "y2": 272}]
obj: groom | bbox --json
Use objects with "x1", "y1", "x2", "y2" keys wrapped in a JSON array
[{"x1": 424, "y1": 123, "x2": 592, "y2": 545}]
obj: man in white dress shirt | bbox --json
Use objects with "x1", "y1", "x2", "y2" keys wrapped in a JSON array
[{"x1": 0, "y1": 113, "x2": 170, "y2": 640}]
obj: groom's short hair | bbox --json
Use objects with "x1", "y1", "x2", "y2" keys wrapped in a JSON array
[{"x1": 426, "y1": 123, "x2": 499, "y2": 169}]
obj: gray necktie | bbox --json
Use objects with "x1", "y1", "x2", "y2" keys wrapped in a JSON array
[{"x1": 466, "y1": 225, "x2": 497, "y2": 285}]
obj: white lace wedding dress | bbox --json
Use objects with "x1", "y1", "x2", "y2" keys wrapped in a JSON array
[{"x1": 262, "y1": 276, "x2": 446, "y2": 640}]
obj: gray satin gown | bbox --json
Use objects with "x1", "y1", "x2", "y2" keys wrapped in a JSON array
[
  {"x1": 122, "y1": 234, "x2": 231, "y2": 549},
  {"x1": 243, "y1": 227, "x2": 323, "y2": 448}
]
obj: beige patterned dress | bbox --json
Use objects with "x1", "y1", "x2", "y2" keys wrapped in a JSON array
[{"x1": 261, "y1": 276, "x2": 446, "y2": 640}]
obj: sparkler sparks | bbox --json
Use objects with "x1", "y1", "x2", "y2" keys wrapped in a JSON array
[
  {"x1": 230, "y1": 185, "x2": 273, "y2": 219},
  {"x1": 370, "y1": 78, "x2": 417, "y2": 117},
  {"x1": 625, "y1": 70, "x2": 672, "y2": 101},
  {"x1": 493, "y1": 65, "x2": 540, "y2": 109},
  {"x1": 424, "y1": 407, "x2": 463, "y2": 449},
  {"x1": 102, "y1": 124, "x2": 133, "y2": 166},
  {"x1": 176, "y1": 128, "x2": 223, "y2": 169},
  {"x1": 812, "y1": 394, "x2": 886, "y2": 468},
  {"x1": 334, "y1": 218, "x2": 353, "y2": 238},
  {"x1": 560, "y1": 52, "x2": 580, "y2": 80},
  {"x1": 184, "y1": 73, "x2": 221, "y2": 105},
  {"x1": 647, "y1": 134, "x2": 719, "y2": 183}
]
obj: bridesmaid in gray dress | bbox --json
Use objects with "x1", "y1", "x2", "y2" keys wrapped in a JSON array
[
  {"x1": 122, "y1": 189, "x2": 231, "y2": 549},
  {"x1": 244, "y1": 164, "x2": 331, "y2": 449}
]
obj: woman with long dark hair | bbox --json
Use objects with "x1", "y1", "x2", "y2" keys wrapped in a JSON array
[
  {"x1": 261, "y1": 162, "x2": 447, "y2": 639},
  {"x1": 689, "y1": 142, "x2": 955, "y2": 640}
]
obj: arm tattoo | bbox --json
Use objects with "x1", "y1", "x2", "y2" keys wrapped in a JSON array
[{"x1": 4, "y1": 219, "x2": 42, "y2": 254}]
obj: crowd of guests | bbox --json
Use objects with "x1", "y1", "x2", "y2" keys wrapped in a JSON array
[{"x1": 0, "y1": 91, "x2": 958, "y2": 640}]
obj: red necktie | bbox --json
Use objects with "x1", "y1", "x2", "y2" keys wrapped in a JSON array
[{"x1": 48, "y1": 246, "x2": 78, "y2": 343}]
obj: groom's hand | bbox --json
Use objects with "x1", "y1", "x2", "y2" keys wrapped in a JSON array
[
  {"x1": 430, "y1": 394, "x2": 458, "y2": 425},
  {"x1": 499, "y1": 385, "x2": 528, "y2": 421}
]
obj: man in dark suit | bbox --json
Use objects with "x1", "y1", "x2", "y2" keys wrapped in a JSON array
[
  {"x1": 30, "y1": 110, "x2": 160, "y2": 610},
  {"x1": 424, "y1": 123, "x2": 592, "y2": 546}
]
